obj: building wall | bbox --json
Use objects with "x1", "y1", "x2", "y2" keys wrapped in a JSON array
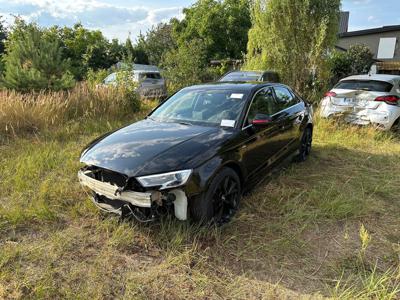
[{"x1": 337, "y1": 30, "x2": 400, "y2": 61}]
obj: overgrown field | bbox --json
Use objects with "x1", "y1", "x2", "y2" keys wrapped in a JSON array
[
  {"x1": 0, "y1": 84, "x2": 141, "y2": 139},
  {"x1": 0, "y1": 113, "x2": 400, "y2": 299}
]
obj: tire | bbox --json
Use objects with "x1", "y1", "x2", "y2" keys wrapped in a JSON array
[
  {"x1": 391, "y1": 118, "x2": 400, "y2": 134},
  {"x1": 295, "y1": 127, "x2": 312, "y2": 162},
  {"x1": 189, "y1": 167, "x2": 241, "y2": 225}
]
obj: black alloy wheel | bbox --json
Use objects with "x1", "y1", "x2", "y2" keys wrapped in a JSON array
[
  {"x1": 211, "y1": 173, "x2": 241, "y2": 225},
  {"x1": 297, "y1": 127, "x2": 312, "y2": 162},
  {"x1": 190, "y1": 168, "x2": 241, "y2": 225}
]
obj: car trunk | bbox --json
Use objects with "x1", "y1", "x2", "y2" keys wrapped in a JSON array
[
  {"x1": 329, "y1": 79, "x2": 394, "y2": 112},
  {"x1": 329, "y1": 89, "x2": 386, "y2": 111}
]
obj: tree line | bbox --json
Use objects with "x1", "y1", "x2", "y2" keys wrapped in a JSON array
[{"x1": 0, "y1": 0, "x2": 374, "y2": 99}]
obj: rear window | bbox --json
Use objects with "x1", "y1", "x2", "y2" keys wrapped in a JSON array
[
  {"x1": 104, "y1": 73, "x2": 116, "y2": 84},
  {"x1": 140, "y1": 73, "x2": 162, "y2": 80},
  {"x1": 335, "y1": 80, "x2": 393, "y2": 92},
  {"x1": 262, "y1": 72, "x2": 280, "y2": 82},
  {"x1": 220, "y1": 72, "x2": 261, "y2": 82}
]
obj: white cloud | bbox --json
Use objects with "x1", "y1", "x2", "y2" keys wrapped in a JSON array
[
  {"x1": 351, "y1": 0, "x2": 372, "y2": 4},
  {"x1": 147, "y1": 7, "x2": 183, "y2": 24},
  {"x1": 0, "y1": 0, "x2": 185, "y2": 41}
]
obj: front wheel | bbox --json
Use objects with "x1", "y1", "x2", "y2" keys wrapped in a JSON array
[{"x1": 189, "y1": 168, "x2": 241, "y2": 225}]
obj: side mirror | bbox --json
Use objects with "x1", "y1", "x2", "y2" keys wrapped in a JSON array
[{"x1": 251, "y1": 114, "x2": 273, "y2": 126}]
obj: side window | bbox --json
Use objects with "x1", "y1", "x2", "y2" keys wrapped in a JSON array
[
  {"x1": 247, "y1": 88, "x2": 279, "y2": 123},
  {"x1": 274, "y1": 86, "x2": 297, "y2": 109}
]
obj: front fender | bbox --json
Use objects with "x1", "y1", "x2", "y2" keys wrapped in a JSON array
[{"x1": 184, "y1": 152, "x2": 245, "y2": 199}]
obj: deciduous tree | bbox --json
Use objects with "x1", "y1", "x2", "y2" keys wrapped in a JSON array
[
  {"x1": 246, "y1": 0, "x2": 340, "y2": 96},
  {"x1": 49, "y1": 23, "x2": 125, "y2": 80},
  {"x1": 173, "y1": 0, "x2": 251, "y2": 60},
  {"x1": 161, "y1": 39, "x2": 208, "y2": 91},
  {"x1": 137, "y1": 23, "x2": 176, "y2": 66}
]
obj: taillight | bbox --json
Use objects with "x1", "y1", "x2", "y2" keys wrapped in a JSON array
[
  {"x1": 324, "y1": 91, "x2": 337, "y2": 97},
  {"x1": 374, "y1": 95, "x2": 400, "y2": 105}
]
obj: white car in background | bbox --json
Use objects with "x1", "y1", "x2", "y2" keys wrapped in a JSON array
[
  {"x1": 320, "y1": 74, "x2": 400, "y2": 132},
  {"x1": 103, "y1": 68, "x2": 167, "y2": 99}
]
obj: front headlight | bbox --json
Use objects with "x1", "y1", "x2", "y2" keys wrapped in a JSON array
[{"x1": 136, "y1": 170, "x2": 192, "y2": 190}]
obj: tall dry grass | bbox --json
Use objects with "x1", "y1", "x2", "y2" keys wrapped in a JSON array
[{"x1": 0, "y1": 83, "x2": 140, "y2": 137}]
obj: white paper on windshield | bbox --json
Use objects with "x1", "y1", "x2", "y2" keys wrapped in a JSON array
[
  {"x1": 221, "y1": 119, "x2": 236, "y2": 127},
  {"x1": 230, "y1": 93, "x2": 244, "y2": 99}
]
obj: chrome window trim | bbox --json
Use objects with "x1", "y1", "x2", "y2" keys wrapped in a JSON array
[
  {"x1": 241, "y1": 85, "x2": 303, "y2": 131},
  {"x1": 241, "y1": 87, "x2": 272, "y2": 130}
]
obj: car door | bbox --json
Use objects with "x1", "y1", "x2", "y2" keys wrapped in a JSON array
[
  {"x1": 240, "y1": 87, "x2": 290, "y2": 176},
  {"x1": 273, "y1": 86, "x2": 305, "y2": 151}
]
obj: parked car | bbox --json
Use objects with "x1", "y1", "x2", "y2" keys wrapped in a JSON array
[
  {"x1": 103, "y1": 69, "x2": 167, "y2": 99},
  {"x1": 219, "y1": 70, "x2": 280, "y2": 83},
  {"x1": 320, "y1": 74, "x2": 400, "y2": 132},
  {"x1": 78, "y1": 82, "x2": 313, "y2": 224}
]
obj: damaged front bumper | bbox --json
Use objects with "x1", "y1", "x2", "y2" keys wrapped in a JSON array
[
  {"x1": 78, "y1": 169, "x2": 188, "y2": 222},
  {"x1": 78, "y1": 170, "x2": 152, "y2": 208}
]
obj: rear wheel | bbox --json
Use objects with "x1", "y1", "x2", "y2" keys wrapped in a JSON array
[
  {"x1": 296, "y1": 127, "x2": 312, "y2": 162},
  {"x1": 391, "y1": 118, "x2": 400, "y2": 134},
  {"x1": 190, "y1": 168, "x2": 241, "y2": 225}
]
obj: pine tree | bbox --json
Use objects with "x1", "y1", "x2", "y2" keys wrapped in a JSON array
[
  {"x1": 1, "y1": 20, "x2": 75, "y2": 92},
  {"x1": 0, "y1": 17, "x2": 7, "y2": 74},
  {"x1": 0, "y1": 16, "x2": 6, "y2": 56}
]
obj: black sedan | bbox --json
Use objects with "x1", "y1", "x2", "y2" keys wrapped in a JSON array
[{"x1": 79, "y1": 82, "x2": 313, "y2": 224}]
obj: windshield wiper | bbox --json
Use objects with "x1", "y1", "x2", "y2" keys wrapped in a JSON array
[{"x1": 177, "y1": 121, "x2": 193, "y2": 126}]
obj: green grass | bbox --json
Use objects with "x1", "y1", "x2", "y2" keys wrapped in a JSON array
[{"x1": 1, "y1": 115, "x2": 400, "y2": 299}]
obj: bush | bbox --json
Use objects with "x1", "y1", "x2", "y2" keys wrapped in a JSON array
[
  {"x1": 1, "y1": 20, "x2": 75, "y2": 92},
  {"x1": 330, "y1": 44, "x2": 374, "y2": 84},
  {"x1": 161, "y1": 39, "x2": 210, "y2": 93},
  {"x1": 0, "y1": 83, "x2": 140, "y2": 137},
  {"x1": 86, "y1": 68, "x2": 109, "y2": 87}
]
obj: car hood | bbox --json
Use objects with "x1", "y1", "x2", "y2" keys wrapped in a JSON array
[{"x1": 80, "y1": 119, "x2": 233, "y2": 177}]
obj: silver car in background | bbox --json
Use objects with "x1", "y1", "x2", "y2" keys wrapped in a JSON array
[
  {"x1": 103, "y1": 67, "x2": 167, "y2": 99},
  {"x1": 320, "y1": 74, "x2": 400, "y2": 132}
]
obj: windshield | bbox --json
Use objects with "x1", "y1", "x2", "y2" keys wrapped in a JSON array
[
  {"x1": 104, "y1": 73, "x2": 116, "y2": 84},
  {"x1": 220, "y1": 72, "x2": 262, "y2": 82},
  {"x1": 150, "y1": 89, "x2": 249, "y2": 127},
  {"x1": 335, "y1": 80, "x2": 393, "y2": 92}
]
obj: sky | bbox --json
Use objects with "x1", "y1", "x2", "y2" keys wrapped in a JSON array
[{"x1": 0, "y1": 0, "x2": 399, "y2": 42}]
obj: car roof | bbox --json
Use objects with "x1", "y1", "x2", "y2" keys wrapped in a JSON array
[
  {"x1": 181, "y1": 82, "x2": 285, "y2": 93},
  {"x1": 341, "y1": 74, "x2": 400, "y2": 83},
  {"x1": 225, "y1": 71, "x2": 263, "y2": 75},
  {"x1": 109, "y1": 70, "x2": 161, "y2": 76},
  {"x1": 134, "y1": 70, "x2": 161, "y2": 74}
]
